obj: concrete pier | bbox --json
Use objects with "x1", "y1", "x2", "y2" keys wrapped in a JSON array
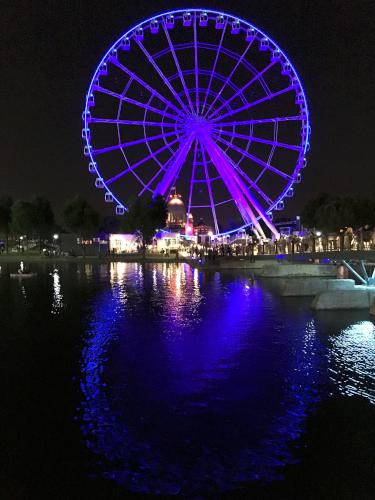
[
  {"x1": 186, "y1": 257, "x2": 272, "y2": 271},
  {"x1": 275, "y1": 278, "x2": 355, "y2": 297},
  {"x1": 311, "y1": 286, "x2": 375, "y2": 310},
  {"x1": 186, "y1": 259, "x2": 338, "y2": 277},
  {"x1": 261, "y1": 263, "x2": 336, "y2": 278}
]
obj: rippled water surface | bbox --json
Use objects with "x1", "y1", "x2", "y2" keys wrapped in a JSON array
[{"x1": 1, "y1": 262, "x2": 374, "y2": 496}]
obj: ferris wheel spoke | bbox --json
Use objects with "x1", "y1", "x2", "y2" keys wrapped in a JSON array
[
  {"x1": 162, "y1": 22, "x2": 195, "y2": 114},
  {"x1": 111, "y1": 59, "x2": 186, "y2": 118},
  {"x1": 154, "y1": 134, "x2": 195, "y2": 197},
  {"x1": 93, "y1": 85, "x2": 183, "y2": 122},
  {"x1": 89, "y1": 118, "x2": 181, "y2": 128},
  {"x1": 199, "y1": 140, "x2": 219, "y2": 233},
  {"x1": 92, "y1": 130, "x2": 178, "y2": 155},
  {"x1": 211, "y1": 85, "x2": 295, "y2": 123},
  {"x1": 200, "y1": 20, "x2": 228, "y2": 115},
  {"x1": 204, "y1": 40, "x2": 255, "y2": 119},
  {"x1": 193, "y1": 13, "x2": 200, "y2": 113},
  {"x1": 214, "y1": 128, "x2": 302, "y2": 152},
  {"x1": 208, "y1": 61, "x2": 277, "y2": 120},
  {"x1": 135, "y1": 39, "x2": 190, "y2": 115},
  {"x1": 214, "y1": 115, "x2": 304, "y2": 127},
  {"x1": 211, "y1": 133, "x2": 292, "y2": 181},
  {"x1": 106, "y1": 136, "x2": 182, "y2": 185},
  {"x1": 187, "y1": 139, "x2": 199, "y2": 222}
]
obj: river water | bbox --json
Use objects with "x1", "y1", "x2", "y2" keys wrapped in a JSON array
[{"x1": 1, "y1": 262, "x2": 374, "y2": 496}]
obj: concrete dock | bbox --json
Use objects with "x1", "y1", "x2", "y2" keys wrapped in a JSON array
[
  {"x1": 274, "y1": 278, "x2": 355, "y2": 297},
  {"x1": 312, "y1": 286, "x2": 375, "y2": 310},
  {"x1": 260, "y1": 263, "x2": 336, "y2": 278}
]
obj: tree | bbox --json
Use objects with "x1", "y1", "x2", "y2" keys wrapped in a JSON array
[
  {"x1": 314, "y1": 197, "x2": 354, "y2": 233},
  {"x1": 31, "y1": 196, "x2": 55, "y2": 252},
  {"x1": 302, "y1": 194, "x2": 375, "y2": 233},
  {"x1": 62, "y1": 196, "x2": 99, "y2": 253},
  {"x1": 11, "y1": 200, "x2": 35, "y2": 243},
  {"x1": 0, "y1": 196, "x2": 13, "y2": 253},
  {"x1": 122, "y1": 195, "x2": 168, "y2": 256},
  {"x1": 353, "y1": 198, "x2": 375, "y2": 227},
  {"x1": 99, "y1": 215, "x2": 121, "y2": 234},
  {"x1": 301, "y1": 193, "x2": 333, "y2": 230}
]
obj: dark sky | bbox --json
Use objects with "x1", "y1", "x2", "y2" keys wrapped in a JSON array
[{"x1": 2, "y1": 0, "x2": 375, "y2": 219}]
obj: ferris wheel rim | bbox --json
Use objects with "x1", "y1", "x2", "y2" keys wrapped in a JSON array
[{"x1": 82, "y1": 8, "x2": 310, "y2": 236}]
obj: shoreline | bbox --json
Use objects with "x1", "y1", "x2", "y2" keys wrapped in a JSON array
[
  {"x1": 1, "y1": 249, "x2": 374, "y2": 265},
  {"x1": 0, "y1": 250, "x2": 375, "y2": 274},
  {"x1": 0, "y1": 254, "x2": 180, "y2": 264}
]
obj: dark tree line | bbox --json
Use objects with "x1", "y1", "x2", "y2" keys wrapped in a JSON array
[
  {"x1": 121, "y1": 195, "x2": 168, "y2": 256},
  {"x1": 0, "y1": 194, "x2": 168, "y2": 254},
  {"x1": 0, "y1": 196, "x2": 55, "y2": 252},
  {"x1": 301, "y1": 193, "x2": 375, "y2": 233}
]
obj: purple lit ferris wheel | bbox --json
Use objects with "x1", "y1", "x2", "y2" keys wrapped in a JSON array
[{"x1": 82, "y1": 8, "x2": 310, "y2": 238}]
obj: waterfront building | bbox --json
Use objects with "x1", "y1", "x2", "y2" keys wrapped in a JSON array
[
  {"x1": 155, "y1": 232, "x2": 181, "y2": 253},
  {"x1": 109, "y1": 234, "x2": 138, "y2": 253},
  {"x1": 60, "y1": 234, "x2": 108, "y2": 256}
]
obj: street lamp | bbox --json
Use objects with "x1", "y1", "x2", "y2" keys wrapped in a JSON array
[
  {"x1": 19, "y1": 235, "x2": 24, "y2": 253},
  {"x1": 53, "y1": 233, "x2": 60, "y2": 255}
]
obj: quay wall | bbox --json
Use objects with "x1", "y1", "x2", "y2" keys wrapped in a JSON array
[
  {"x1": 275, "y1": 278, "x2": 355, "y2": 297},
  {"x1": 312, "y1": 287, "x2": 375, "y2": 310}
]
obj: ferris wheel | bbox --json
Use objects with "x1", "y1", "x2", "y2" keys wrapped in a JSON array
[{"x1": 82, "y1": 8, "x2": 310, "y2": 238}]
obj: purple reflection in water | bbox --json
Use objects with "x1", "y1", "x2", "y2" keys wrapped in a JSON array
[{"x1": 80, "y1": 263, "x2": 325, "y2": 495}]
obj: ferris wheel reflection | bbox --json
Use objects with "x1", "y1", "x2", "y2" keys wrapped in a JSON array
[{"x1": 79, "y1": 262, "x2": 323, "y2": 494}]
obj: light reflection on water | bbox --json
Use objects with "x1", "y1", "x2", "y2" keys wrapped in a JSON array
[
  {"x1": 78, "y1": 263, "x2": 341, "y2": 495},
  {"x1": 2, "y1": 261, "x2": 374, "y2": 494},
  {"x1": 51, "y1": 268, "x2": 63, "y2": 314},
  {"x1": 328, "y1": 321, "x2": 375, "y2": 403}
]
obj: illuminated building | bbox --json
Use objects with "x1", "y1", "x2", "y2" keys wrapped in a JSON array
[
  {"x1": 194, "y1": 219, "x2": 213, "y2": 236},
  {"x1": 109, "y1": 234, "x2": 138, "y2": 253},
  {"x1": 166, "y1": 188, "x2": 194, "y2": 235},
  {"x1": 167, "y1": 188, "x2": 185, "y2": 232}
]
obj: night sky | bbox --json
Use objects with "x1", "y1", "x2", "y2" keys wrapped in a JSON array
[{"x1": 2, "y1": 0, "x2": 375, "y2": 219}]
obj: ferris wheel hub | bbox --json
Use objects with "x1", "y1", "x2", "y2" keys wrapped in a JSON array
[{"x1": 184, "y1": 114, "x2": 212, "y2": 137}]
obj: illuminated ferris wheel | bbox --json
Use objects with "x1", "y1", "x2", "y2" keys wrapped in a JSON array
[{"x1": 82, "y1": 8, "x2": 310, "y2": 237}]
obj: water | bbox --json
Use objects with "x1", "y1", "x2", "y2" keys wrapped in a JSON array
[{"x1": 1, "y1": 262, "x2": 374, "y2": 496}]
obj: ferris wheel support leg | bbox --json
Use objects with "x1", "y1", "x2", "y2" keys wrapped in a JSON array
[
  {"x1": 138, "y1": 148, "x2": 179, "y2": 196},
  {"x1": 186, "y1": 140, "x2": 199, "y2": 222},
  {"x1": 154, "y1": 134, "x2": 195, "y2": 198},
  {"x1": 201, "y1": 134, "x2": 280, "y2": 240},
  {"x1": 200, "y1": 135, "x2": 266, "y2": 238},
  {"x1": 199, "y1": 140, "x2": 220, "y2": 234}
]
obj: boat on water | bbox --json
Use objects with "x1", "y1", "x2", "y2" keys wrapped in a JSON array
[
  {"x1": 10, "y1": 272, "x2": 37, "y2": 279},
  {"x1": 9, "y1": 261, "x2": 37, "y2": 279}
]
